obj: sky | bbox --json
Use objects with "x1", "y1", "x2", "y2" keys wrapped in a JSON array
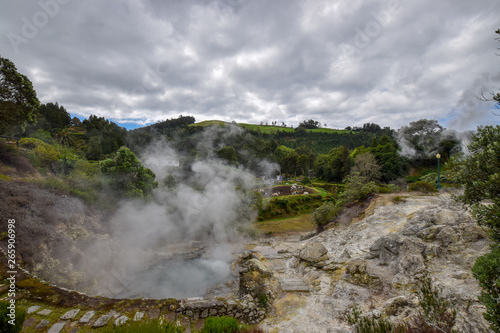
[{"x1": 1, "y1": 0, "x2": 499, "y2": 131}]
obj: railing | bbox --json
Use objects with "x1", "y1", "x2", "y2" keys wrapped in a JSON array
[{"x1": 0, "y1": 135, "x2": 20, "y2": 146}]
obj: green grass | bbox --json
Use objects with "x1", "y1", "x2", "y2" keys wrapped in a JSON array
[
  {"x1": 259, "y1": 194, "x2": 324, "y2": 220},
  {"x1": 239, "y1": 123, "x2": 295, "y2": 134},
  {"x1": 0, "y1": 174, "x2": 13, "y2": 181},
  {"x1": 190, "y1": 120, "x2": 228, "y2": 127},
  {"x1": 190, "y1": 120, "x2": 350, "y2": 135},
  {"x1": 101, "y1": 320, "x2": 185, "y2": 333},
  {"x1": 307, "y1": 128, "x2": 349, "y2": 134},
  {"x1": 255, "y1": 214, "x2": 315, "y2": 234}
]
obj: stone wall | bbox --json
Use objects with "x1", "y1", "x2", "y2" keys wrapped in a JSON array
[{"x1": 176, "y1": 296, "x2": 266, "y2": 324}]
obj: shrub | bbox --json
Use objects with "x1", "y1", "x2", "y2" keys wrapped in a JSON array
[
  {"x1": 301, "y1": 176, "x2": 312, "y2": 185},
  {"x1": 0, "y1": 301, "x2": 26, "y2": 333},
  {"x1": 393, "y1": 196, "x2": 405, "y2": 204},
  {"x1": 345, "y1": 305, "x2": 401, "y2": 333},
  {"x1": 408, "y1": 180, "x2": 437, "y2": 193},
  {"x1": 199, "y1": 316, "x2": 240, "y2": 333},
  {"x1": 346, "y1": 274, "x2": 458, "y2": 333},
  {"x1": 337, "y1": 173, "x2": 378, "y2": 206},
  {"x1": 413, "y1": 274, "x2": 457, "y2": 332},
  {"x1": 311, "y1": 201, "x2": 341, "y2": 232},
  {"x1": 19, "y1": 137, "x2": 43, "y2": 149},
  {"x1": 377, "y1": 184, "x2": 398, "y2": 194}
]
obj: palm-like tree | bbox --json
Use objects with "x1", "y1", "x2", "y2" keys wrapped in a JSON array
[{"x1": 55, "y1": 128, "x2": 74, "y2": 147}]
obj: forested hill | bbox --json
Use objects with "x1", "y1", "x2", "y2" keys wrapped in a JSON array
[
  {"x1": 124, "y1": 116, "x2": 408, "y2": 182},
  {"x1": 128, "y1": 117, "x2": 394, "y2": 154}
]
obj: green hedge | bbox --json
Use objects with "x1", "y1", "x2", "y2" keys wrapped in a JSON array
[{"x1": 259, "y1": 194, "x2": 325, "y2": 219}]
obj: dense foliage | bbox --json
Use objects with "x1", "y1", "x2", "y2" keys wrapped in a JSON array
[
  {"x1": 0, "y1": 57, "x2": 40, "y2": 135},
  {"x1": 454, "y1": 125, "x2": 500, "y2": 331},
  {"x1": 100, "y1": 146, "x2": 158, "y2": 198},
  {"x1": 0, "y1": 301, "x2": 26, "y2": 333}
]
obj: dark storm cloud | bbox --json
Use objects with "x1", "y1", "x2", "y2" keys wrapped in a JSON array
[{"x1": 1, "y1": 0, "x2": 499, "y2": 129}]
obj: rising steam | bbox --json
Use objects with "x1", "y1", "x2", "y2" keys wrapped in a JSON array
[{"x1": 76, "y1": 125, "x2": 279, "y2": 299}]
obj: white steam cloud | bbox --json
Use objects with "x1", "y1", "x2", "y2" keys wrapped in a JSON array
[{"x1": 77, "y1": 125, "x2": 279, "y2": 299}]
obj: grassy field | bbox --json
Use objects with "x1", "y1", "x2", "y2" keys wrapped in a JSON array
[
  {"x1": 190, "y1": 121, "x2": 349, "y2": 135},
  {"x1": 307, "y1": 128, "x2": 349, "y2": 134},
  {"x1": 254, "y1": 214, "x2": 315, "y2": 234},
  {"x1": 190, "y1": 120, "x2": 228, "y2": 127},
  {"x1": 238, "y1": 123, "x2": 295, "y2": 133}
]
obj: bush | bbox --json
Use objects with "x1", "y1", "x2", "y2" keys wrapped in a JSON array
[
  {"x1": 345, "y1": 305, "x2": 400, "y2": 333},
  {"x1": 393, "y1": 196, "x2": 405, "y2": 204},
  {"x1": 406, "y1": 175, "x2": 421, "y2": 183},
  {"x1": 346, "y1": 274, "x2": 458, "y2": 333},
  {"x1": 338, "y1": 173, "x2": 378, "y2": 206},
  {"x1": 301, "y1": 176, "x2": 312, "y2": 185},
  {"x1": 199, "y1": 316, "x2": 240, "y2": 333},
  {"x1": 0, "y1": 301, "x2": 26, "y2": 333},
  {"x1": 19, "y1": 137, "x2": 43, "y2": 149},
  {"x1": 311, "y1": 201, "x2": 341, "y2": 232},
  {"x1": 377, "y1": 184, "x2": 398, "y2": 194},
  {"x1": 408, "y1": 180, "x2": 437, "y2": 193}
]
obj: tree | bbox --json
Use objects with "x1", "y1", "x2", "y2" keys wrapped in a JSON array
[
  {"x1": 454, "y1": 125, "x2": 500, "y2": 331},
  {"x1": 100, "y1": 147, "x2": 158, "y2": 198},
  {"x1": 55, "y1": 128, "x2": 74, "y2": 147},
  {"x1": 217, "y1": 146, "x2": 238, "y2": 165},
  {"x1": 327, "y1": 146, "x2": 351, "y2": 182},
  {"x1": 351, "y1": 152, "x2": 382, "y2": 182},
  {"x1": 397, "y1": 119, "x2": 444, "y2": 158},
  {"x1": 362, "y1": 122, "x2": 381, "y2": 133},
  {"x1": 38, "y1": 102, "x2": 71, "y2": 132},
  {"x1": 0, "y1": 57, "x2": 40, "y2": 134},
  {"x1": 298, "y1": 119, "x2": 320, "y2": 129}
]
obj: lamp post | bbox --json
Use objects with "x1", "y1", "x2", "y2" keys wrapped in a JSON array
[{"x1": 436, "y1": 153, "x2": 442, "y2": 190}]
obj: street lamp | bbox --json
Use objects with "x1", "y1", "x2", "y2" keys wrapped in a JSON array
[{"x1": 436, "y1": 153, "x2": 442, "y2": 190}]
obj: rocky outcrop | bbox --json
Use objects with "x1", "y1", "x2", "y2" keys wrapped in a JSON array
[
  {"x1": 298, "y1": 241, "x2": 329, "y2": 267},
  {"x1": 258, "y1": 193, "x2": 491, "y2": 332}
]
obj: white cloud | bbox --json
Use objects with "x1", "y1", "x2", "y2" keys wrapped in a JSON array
[{"x1": 0, "y1": 0, "x2": 499, "y2": 130}]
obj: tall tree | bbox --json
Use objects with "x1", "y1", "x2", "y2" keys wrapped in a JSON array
[
  {"x1": 454, "y1": 125, "x2": 500, "y2": 331},
  {"x1": 351, "y1": 152, "x2": 382, "y2": 182},
  {"x1": 0, "y1": 57, "x2": 40, "y2": 134},
  {"x1": 38, "y1": 102, "x2": 71, "y2": 132}
]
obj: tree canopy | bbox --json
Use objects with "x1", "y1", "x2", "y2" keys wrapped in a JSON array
[
  {"x1": 454, "y1": 125, "x2": 500, "y2": 331},
  {"x1": 99, "y1": 146, "x2": 158, "y2": 198},
  {"x1": 298, "y1": 119, "x2": 320, "y2": 129},
  {"x1": 0, "y1": 57, "x2": 40, "y2": 135}
]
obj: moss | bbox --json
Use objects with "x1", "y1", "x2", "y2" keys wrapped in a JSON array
[
  {"x1": 17, "y1": 277, "x2": 55, "y2": 298},
  {"x1": 0, "y1": 174, "x2": 13, "y2": 181}
]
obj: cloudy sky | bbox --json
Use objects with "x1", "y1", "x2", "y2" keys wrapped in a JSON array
[{"x1": 1, "y1": 0, "x2": 499, "y2": 130}]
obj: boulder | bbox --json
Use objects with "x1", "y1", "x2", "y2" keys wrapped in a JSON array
[
  {"x1": 299, "y1": 241, "x2": 328, "y2": 264},
  {"x1": 246, "y1": 259, "x2": 272, "y2": 277},
  {"x1": 368, "y1": 236, "x2": 400, "y2": 264}
]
